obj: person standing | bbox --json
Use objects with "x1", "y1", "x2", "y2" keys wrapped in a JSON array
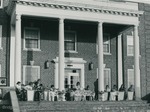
[{"x1": 94, "y1": 79, "x2": 98, "y2": 100}]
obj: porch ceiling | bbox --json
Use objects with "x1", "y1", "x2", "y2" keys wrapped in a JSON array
[{"x1": 22, "y1": 16, "x2": 128, "y2": 35}]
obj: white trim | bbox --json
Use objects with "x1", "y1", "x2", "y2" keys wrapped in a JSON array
[
  {"x1": 118, "y1": 34, "x2": 123, "y2": 89},
  {"x1": 10, "y1": 25, "x2": 15, "y2": 86},
  {"x1": 104, "y1": 68, "x2": 111, "y2": 89},
  {"x1": 127, "y1": 35, "x2": 134, "y2": 56},
  {"x1": 103, "y1": 34, "x2": 111, "y2": 54},
  {"x1": 64, "y1": 30, "x2": 77, "y2": 53},
  {"x1": 53, "y1": 57, "x2": 87, "y2": 64},
  {"x1": 65, "y1": 70, "x2": 80, "y2": 88},
  {"x1": 127, "y1": 69, "x2": 134, "y2": 88},
  {"x1": 23, "y1": 65, "x2": 40, "y2": 84},
  {"x1": 97, "y1": 67, "x2": 111, "y2": 89},
  {"x1": 96, "y1": 33, "x2": 111, "y2": 55},
  {"x1": 23, "y1": 49, "x2": 41, "y2": 51},
  {"x1": 16, "y1": 4, "x2": 140, "y2": 25},
  {"x1": 53, "y1": 57, "x2": 86, "y2": 89},
  {"x1": 0, "y1": 0, "x2": 3, "y2": 9},
  {"x1": 124, "y1": 0, "x2": 150, "y2": 4},
  {"x1": 0, "y1": 25, "x2": 2, "y2": 49},
  {"x1": 15, "y1": 14, "x2": 22, "y2": 83},
  {"x1": 23, "y1": 27, "x2": 41, "y2": 51}
]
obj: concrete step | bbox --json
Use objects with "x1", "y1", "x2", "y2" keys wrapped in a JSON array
[{"x1": 19, "y1": 101, "x2": 150, "y2": 112}]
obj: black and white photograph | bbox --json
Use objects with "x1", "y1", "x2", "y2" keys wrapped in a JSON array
[{"x1": 0, "y1": 0, "x2": 150, "y2": 112}]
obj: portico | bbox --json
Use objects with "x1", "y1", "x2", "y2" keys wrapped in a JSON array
[{"x1": 7, "y1": 0, "x2": 143, "y2": 99}]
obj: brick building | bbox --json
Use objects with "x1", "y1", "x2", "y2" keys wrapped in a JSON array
[{"x1": 0, "y1": 0, "x2": 150, "y2": 100}]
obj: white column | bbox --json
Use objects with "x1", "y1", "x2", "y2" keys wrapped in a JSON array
[
  {"x1": 97, "y1": 22, "x2": 104, "y2": 92},
  {"x1": 15, "y1": 14, "x2": 22, "y2": 84},
  {"x1": 133, "y1": 25, "x2": 141, "y2": 99},
  {"x1": 10, "y1": 25, "x2": 15, "y2": 86},
  {"x1": 68, "y1": 75, "x2": 71, "y2": 88},
  {"x1": 117, "y1": 34, "x2": 123, "y2": 89},
  {"x1": 80, "y1": 65, "x2": 85, "y2": 89},
  {"x1": 54, "y1": 63, "x2": 59, "y2": 89},
  {"x1": 59, "y1": 18, "x2": 65, "y2": 91}
]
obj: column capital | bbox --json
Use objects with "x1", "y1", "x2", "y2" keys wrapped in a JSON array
[
  {"x1": 16, "y1": 14, "x2": 21, "y2": 21},
  {"x1": 133, "y1": 24, "x2": 139, "y2": 28},
  {"x1": 98, "y1": 21, "x2": 103, "y2": 25},
  {"x1": 98, "y1": 21, "x2": 103, "y2": 28},
  {"x1": 133, "y1": 25, "x2": 138, "y2": 30},
  {"x1": 118, "y1": 33, "x2": 123, "y2": 37},
  {"x1": 59, "y1": 18, "x2": 64, "y2": 23}
]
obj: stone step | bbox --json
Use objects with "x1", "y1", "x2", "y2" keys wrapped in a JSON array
[
  {"x1": 19, "y1": 101, "x2": 148, "y2": 105},
  {"x1": 19, "y1": 101, "x2": 149, "y2": 112}
]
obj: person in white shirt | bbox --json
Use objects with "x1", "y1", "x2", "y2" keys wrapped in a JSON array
[{"x1": 24, "y1": 82, "x2": 34, "y2": 90}]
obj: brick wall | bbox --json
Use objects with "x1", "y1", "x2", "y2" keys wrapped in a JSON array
[
  {"x1": 0, "y1": 7, "x2": 10, "y2": 86},
  {"x1": 21, "y1": 17, "x2": 118, "y2": 90},
  {"x1": 119, "y1": 3, "x2": 149, "y2": 98},
  {"x1": 0, "y1": 0, "x2": 149, "y2": 99},
  {"x1": 138, "y1": 3, "x2": 147, "y2": 98},
  {"x1": 139, "y1": 3, "x2": 150, "y2": 98}
]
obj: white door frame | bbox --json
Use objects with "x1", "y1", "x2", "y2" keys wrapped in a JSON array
[
  {"x1": 53, "y1": 57, "x2": 86, "y2": 89},
  {"x1": 65, "y1": 71, "x2": 80, "y2": 89}
]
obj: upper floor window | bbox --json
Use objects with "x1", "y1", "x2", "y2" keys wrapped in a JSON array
[
  {"x1": 103, "y1": 34, "x2": 110, "y2": 54},
  {"x1": 24, "y1": 27, "x2": 40, "y2": 51},
  {"x1": 65, "y1": 31, "x2": 77, "y2": 52},
  {"x1": 96, "y1": 34, "x2": 111, "y2": 54},
  {"x1": 0, "y1": 0, "x2": 3, "y2": 8},
  {"x1": 127, "y1": 35, "x2": 133, "y2": 56}
]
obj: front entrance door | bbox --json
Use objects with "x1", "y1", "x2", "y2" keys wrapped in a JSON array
[{"x1": 65, "y1": 69, "x2": 80, "y2": 89}]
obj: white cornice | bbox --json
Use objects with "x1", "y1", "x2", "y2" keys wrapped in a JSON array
[{"x1": 11, "y1": 0, "x2": 143, "y2": 17}]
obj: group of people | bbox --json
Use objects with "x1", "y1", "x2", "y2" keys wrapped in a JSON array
[
  {"x1": 95, "y1": 83, "x2": 135, "y2": 101},
  {"x1": 15, "y1": 79, "x2": 135, "y2": 101},
  {"x1": 15, "y1": 79, "x2": 55, "y2": 101},
  {"x1": 65, "y1": 82, "x2": 95, "y2": 101}
]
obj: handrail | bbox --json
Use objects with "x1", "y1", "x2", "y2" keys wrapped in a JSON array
[{"x1": 10, "y1": 90, "x2": 20, "y2": 112}]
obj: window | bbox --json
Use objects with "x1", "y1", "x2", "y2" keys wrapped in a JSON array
[
  {"x1": 0, "y1": 0, "x2": 3, "y2": 8},
  {"x1": 127, "y1": 69, "x2": 134, "y2": 88},
  {"x1": 0, "y1": 25, "x2": 2, "y2": 48},
  {"x1": 65, "y1": 31, "x2": 76, "y2": 52},
  {"x1": 127, "y1": 35, "x2": 133, "y2": 56},
  {"x1": 104, "y1": 68, "x2": 111, "y2": 89},
  {"x1": 97, "y1": 68, "x2": 111, "y2": 89},
  {"x1": 23, "y1": 66, "x2": 40, "y2": 85},
  {"x1": 96, "y1": 34, "x2": 110, "y2": 54},
  {"x1": 24, "y1": 27, "x2": 40, "y2": 50},
  {"x1": 103, "y1": 34, "x2": 110, "y2": 54}
]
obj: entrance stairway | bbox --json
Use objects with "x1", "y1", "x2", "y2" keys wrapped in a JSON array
[{"x1": 19, "y1": 101, "x2": 150, "y2": 112}]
